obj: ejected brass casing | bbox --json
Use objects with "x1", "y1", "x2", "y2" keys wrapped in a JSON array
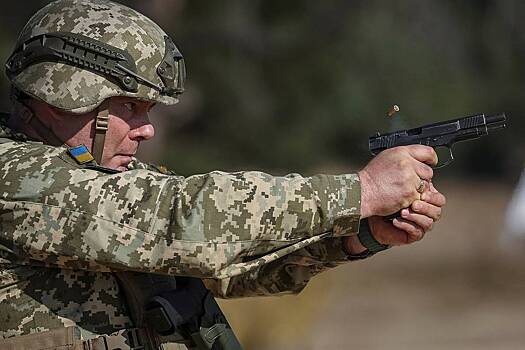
[{"x1": 387, "y1": 104, "x2": 400, "y2": 118}]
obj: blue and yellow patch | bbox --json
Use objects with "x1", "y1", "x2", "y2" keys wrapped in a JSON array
[{"x1": 68, "y1": 144, "x2": 95, "y2": 164}]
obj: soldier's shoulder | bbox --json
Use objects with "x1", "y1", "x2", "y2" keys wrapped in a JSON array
[
  {"x1": 127, "y1": 158, "x2": 178, "y2": 175},
  {"x1": 0, "y1": 134, "x2": 83, "y2": 180}
]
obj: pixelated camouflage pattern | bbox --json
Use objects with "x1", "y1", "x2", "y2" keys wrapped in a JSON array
[
  {"x1": 0, "y1": 266, "x2": 133, "y2": 340},
  {"x1": 9, "y1": 0, "x2": 179, "y2": 114},
  {"x1": 0, "y1": 116, "x2": 361, "y2": 340},
  {"x1": 205, "y1": 236, "x2": 351, "y2": 297}
]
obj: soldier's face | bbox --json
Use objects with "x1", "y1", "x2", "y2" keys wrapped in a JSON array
[
  {"x1": 101, "y1": 97, "x2": 156, "y2": 171},
  {"x1": 55, "y1": 97, "x2": 156, "y2": 171}
]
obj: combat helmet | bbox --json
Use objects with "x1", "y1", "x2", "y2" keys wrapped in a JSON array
[{"x1": 5, "y1": 0, "x2": 185, "y2": 163}]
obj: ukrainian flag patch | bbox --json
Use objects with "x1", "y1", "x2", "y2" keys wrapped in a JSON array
[{"x1": 68, "y1": 144, "x2": 95, "y2": 164}]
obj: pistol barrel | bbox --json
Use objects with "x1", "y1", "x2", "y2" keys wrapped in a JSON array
[
  {"x1": 368, "y1": 112, "x2": 507, "y2": 155},
  {"x1": 486, "y1": 113, "x2": 507, "y2": 131}
]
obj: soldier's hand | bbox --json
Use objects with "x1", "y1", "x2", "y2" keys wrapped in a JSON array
[
  {"x1": 396, "y1": 181, "x2": 446, "y2": 232},
  {"x1": 359, "y1": 145, "x2": 438, "y2": 218},
  {"x1": 344, "y1": 182, "x2": 446, "y2": 253},
  {"x1": 369, "y1": 181, "x2": 446, "y2": 245},
  {"x1": 369, "y1": 183, "x2": 446, "y2": 245}
]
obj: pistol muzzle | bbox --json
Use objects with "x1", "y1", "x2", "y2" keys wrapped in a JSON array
[{"x1": 486, "y1": 113, "x2": 507, "y2": 130}]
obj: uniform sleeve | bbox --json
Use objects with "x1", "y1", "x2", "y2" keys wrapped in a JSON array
[
  {"x1": 204, "y1": 237, "x2": 350, "y2": 297},
  {"x1": 0, "y1": 141, "x2": 361, "y2": 283}
]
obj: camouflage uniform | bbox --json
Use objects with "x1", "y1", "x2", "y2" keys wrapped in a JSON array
[
  {"x1": 0, "y1": 0, "x2": 363, "y2": 348},
  {"x1": 0, "y1": 115, "x2": 361, "y2": 342}
]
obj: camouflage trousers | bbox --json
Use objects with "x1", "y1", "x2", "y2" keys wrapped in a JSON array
[{"x1": 0, "y1": 327, "x2": 187, "y2": 350}]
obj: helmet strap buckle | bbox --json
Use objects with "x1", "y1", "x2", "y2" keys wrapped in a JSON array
[{"x1": 93, "y1": 109, "x2": 109, "y2": 165}]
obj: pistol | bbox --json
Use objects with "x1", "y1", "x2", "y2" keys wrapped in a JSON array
[{"x1": 369, "y1": 113, "x2": 507, "y2": 168}]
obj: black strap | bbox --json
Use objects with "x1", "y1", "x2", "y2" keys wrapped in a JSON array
[{"x1": 348, "y1": 219, "x2": 389, "y2": 260}]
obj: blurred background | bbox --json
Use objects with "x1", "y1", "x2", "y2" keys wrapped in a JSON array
[{"x1": 2, "y1": 1, "x2": 525, "y2": 349}]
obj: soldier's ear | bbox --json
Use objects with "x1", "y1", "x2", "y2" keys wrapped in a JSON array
[
  {"x1": 19, "y1": 97, "x2": 71, "y2": 127},
  {"x1": 11, "y1": 98, "x2": 34, "y2": 124}
]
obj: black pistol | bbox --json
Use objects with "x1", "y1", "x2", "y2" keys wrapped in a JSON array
[
  {"x1": 368, "y1": 113, "x2": 507, "y2": 220},
  {"x1": 369, "y1": 113, "x2": 507, "y2": 168}
]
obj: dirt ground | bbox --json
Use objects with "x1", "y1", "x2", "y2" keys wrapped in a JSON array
[{"x1": 218, "y1": 180, "x2": 525, "y2": 350}]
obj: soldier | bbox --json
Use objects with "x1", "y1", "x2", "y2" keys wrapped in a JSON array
[{"x1": 0, "y1": 0, "x2": 445, "y2": 349}]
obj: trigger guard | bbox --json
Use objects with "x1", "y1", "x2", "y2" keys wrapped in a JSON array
[{"x1": 434, "y1": 146, "x2": 454, "y2": 169}]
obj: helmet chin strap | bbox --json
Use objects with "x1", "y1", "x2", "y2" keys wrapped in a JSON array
[{"x1": 92, "y1": 109, "x2": 109, "y2": 165}]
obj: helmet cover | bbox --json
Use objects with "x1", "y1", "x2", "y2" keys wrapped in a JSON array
[{"x1": 5, "y1": 0, "x2": 185, "y2": 114}]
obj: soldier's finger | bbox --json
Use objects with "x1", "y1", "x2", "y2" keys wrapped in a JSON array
[
  {"x1": 400, "y1": 208, "x2": 435, "y2": 231},
  {"x1": 421, "y1": 190, "x2": 446, "y2": 207},
  {"x1": 392, "y1": 217, "x2": 426, "y2": 241},
  {"x1": 410, "y1": 200, "x2": 442, "y2": 221},
  {"x1": 414, "y1": 163, "x2": 434, "y2": 182},
  {"x1": 406, "y1": 145, "x2": 438, "y2": 166}
]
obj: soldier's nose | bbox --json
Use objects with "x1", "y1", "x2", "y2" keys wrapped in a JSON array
[{"x1": 129, "y1": 123, "x2": 155, "y2": 141}]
